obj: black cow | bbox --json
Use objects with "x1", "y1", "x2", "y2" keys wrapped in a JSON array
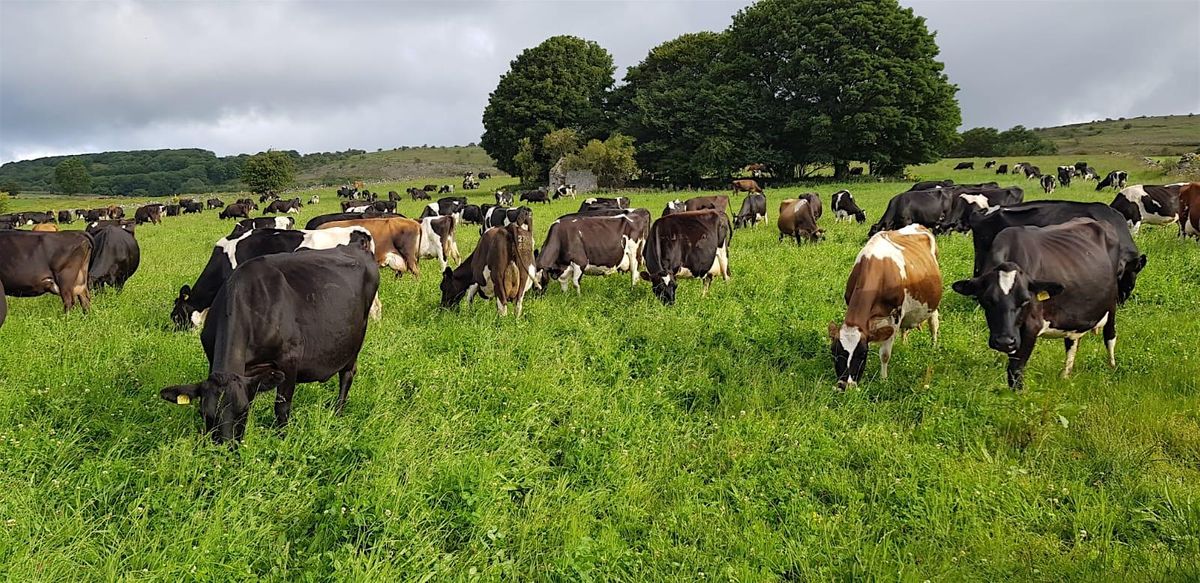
[
  {"x1": 1040, "y1": 175, "x2": 1056, "y2": 194},
  {"x1": 219, "y1": 203, "x2": 251, "y2": 220},
  {"x1": 1074, "y1": 161, "x2": 1089, "y2": 176},
  {"x1": 868, "y1": 189, "x2": 955, "y2": 237},
  {"x1": 181, "y1": 200, "x2": 203, "y2": 214},
  {"x1": 170, "y1": 226, "x2": 373, "y2": 330},
  {"x1": 831, "y1": 189, "x2": 866, "y2": 223},
  {"x1": 481, "y1": 206, "x2": 533, "y2": 232},
  {"x1": 0, "y1": 231, "x2": 93, "y2": 313},
  {"x1": 1110, "y1": 183, "x2": 1186, "y2": 232},
  {"x1": 235, "y1": 198, "x2": 259, "y2": 210},
  {"x1": 536, "y1": 209, "x2": 651, "y2": 292},
  {"x1": 1096, "y1": 170, "x2": 1128, "y2": 191},
  {"x1": 387, "y1": 190, "x2": 401, "y2": 201},
  {"x1": 207, "y1": 198, "x2": 225, "y2": 210},
  {"x1": 371, "y1": 200, "x2": 397, "y2": 213},
  {"x1": 953, "y1": 219, "x2": 1122, "y2": 389},
  {"x1": 578, "y1": 197, "x2": 629, "y2": 213},
  {"x1": 422, "y1": 184, "x2": 438, "y2": 192},
  {"x1": 164, "y1": 204, "x2": 181, "y2": 217},
  {"x1": 160, "y1": 234, "x2": 380, "y2": 443},
  {"x1": 87, "y1": 219, "x2": 136, "y2": 233},
  {"x1": 86, "y1": 225, "x2": 140, "y2": 290},
  {"x1": 57, "y1": 210, "x2": 74, "y2": 224},
  {"x1": 639, "y1": 210, "x2": 731, "y2": 305},
  {"x1": 1057, "y1": 166, "x2": 1073, "y2": 188},
  {"x1": 734, "y1": 194, "x2": 768, "y2": 228},
  {"x1": 1022, "y1": 165, "x2": 1042, "y2": 179},
  {"x1": 135, "y1": 204, "x2": 164, "y2": 225},
  {"x1": 478, "y1": 172, "x2": 491, "y2": 180},
  {"x1": 968, "y1": 201, "x2": 1145, "y2": 304},
  {"x1": 519, "y1": 189, "x2": 550, "y2": 204},
  {"x1": 263, "y1": 198, "x2": 302, "y2": 214},
  {"x1": 953, "y1": 162, "x2": 975, "y2": 170},
  {"x1": 461, "y1": 204, "x2": 483, "y2": 225},
  {"x1": 995, "y1": 164, "x2": 1008, "y2": 175},
  {"x1": 907, "y1": 180, "x2": 954, "y2": 191}
]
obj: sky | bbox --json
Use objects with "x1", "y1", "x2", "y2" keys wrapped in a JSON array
[{"x1": 1, "y1": 0, "x2": 1197, "y2": 163}]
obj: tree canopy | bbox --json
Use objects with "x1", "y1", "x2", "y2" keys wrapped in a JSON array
[
  {"x1": 566, "y1": 132, "x2": 639, "y2": 188},
  {"x1": 54, "y1": 158, "x2": 91, "y2": 194},
  {"x1": 241, "y1": 150, "x2": 296, "y2": 195},
  {"x1": 481, "y1": 35, "x2": 616, "y2": 177}
]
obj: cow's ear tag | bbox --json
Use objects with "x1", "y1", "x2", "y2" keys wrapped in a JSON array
[
  {"x1": 1036, "y1": 291, "x2": 1050, "y2": 301},
  {"x1": 176, "y1": 395, "x2": 191, "y2": 405}
]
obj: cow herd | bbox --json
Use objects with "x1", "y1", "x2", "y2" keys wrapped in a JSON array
[{"x1": 1, "y1": 172, "x2": 1198, "y2": 443}]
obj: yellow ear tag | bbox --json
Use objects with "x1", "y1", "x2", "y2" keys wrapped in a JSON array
[
  {"x1": 1036, "y1": 291, "x2": 1050, "y2": 301},
  {"x1": 176, "y1": 395, "x2": 191, "y2": 405}
]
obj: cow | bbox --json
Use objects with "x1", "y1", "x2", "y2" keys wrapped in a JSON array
[
  {"x1": 495, "y1": 190, "x2": 514, "y2": 206},
  {"x1": 235, "y1": 198, "x2": 259, "y2": 210},
  {"x1": 460, "y1": 204, "x2": 483, "y2": 225},
  {"x1": 798, "y1": 192, "x2": 823, "y2": 219},
  {"x1": 422, "y1": 184, "x2": 438, "y2": 193},
  {"x1": 87, "y1": 219, "x2": 136, "y2": 233},
  {"x1": 419, "y1": 197, "x2": 467, "y2": 223},
  {"x1": 778, "y1": 198, "x2": 824, "y2": 243},
  {"x1": 953, "y1": 161, "x2": 975, "y2": 170},
  {"x1": 207, "y1": 198, "x2": 225, "y2": 210},
  {"x1": 1180, "y1": 182, "x2": 1200, "y2": 238},
  {"x1": 831, "y1": 189, "x2": 866, "y2": 223},
  {"x1": 953, "y1": 218, "x2": 1122, "y2": 389},
  {"x1": 1074, "y1": 161, "x2": 1089, "y2": 176},
  {"x1": 134, "y1": 204, "x2": 164, "y2": 225},
  {"x1": 438, "y1": 185, "x2": 454, "y2": 194},
  {"x1": 22, "y1": 211, "x2": 54, "y2": 224},
  {"x1": 32, "y1": 223, "x2": 58, "y2": 232},
  {"x1": 0, "y1": 215, "x2": 18, "y2": 230},
  {"x1": 159, "y1": 234, "x2": 380, "y2": 443},
  {"x1": 1082, "y1": 167, "x2": 1099, "y2": 181},
  {"x1": 536, "y1": 209, "x2": 650, "y2": 292},
  {"x1": 316, "y1": 217, "x2": 423, "y2": 279},
  {"x1": 162, "y1": 204, "x2": 180, "y2": 217},
  {"x1": 868, "y1": 189, "x2": 954, "y2": 237},
  {"x1": 57, "y1": 210, "x2": 74, "y2": 224},
  {"x1": 1010, "y1": 163, "x2": 1026, "y2": 175},
  {"x1": 219, "y1": 203, "x2": 251, "y2": 220},
  {"x1": 1110, "y1": 184, "x2": 1187, "y2": 232},
  {"x1": 181, "y1": 200, "x2": 203, "y2": 214},
  {"x1": 264, "y1": 198, "x2": 302, "y2": 214},
  {"x1": 388, "y1": 190, "x2": 401, "y2": 201},
  {"x1": 86, "y1": 225, "x2": 140, "y2": 290},
  {"x1": 907, "y1": 180, "x2": 953, "y2": 191},
  {"x1": 337, "y1": 185, "x2": 357, "y2": 199},
  {"x1": 419, "y1": 215, "x2": 461, "y2": 270},
  {"x1": 731, "y1": 179, "x2": 763, "y2": 195},
  {"x1": 519, "y1": 189, "x2": 550, "y2": 204},
  {"x1": 0, "y1": 231, "x2": 92, "y2": 313},
  {"x1": 371, "y1": 200, "x2": 397, "y2": 213},
  {"x1": 553, "y1": 184, "x2": 576, "y2": 200},
  {"x1": 171, "y1": 226, "x2": 376, "y2": 330},
  {"x1": 968, "y1": 201, "x2": 1145, "y2": 304},
  {"x1": 1022, "y1": 165, "x2": 1043, "y2": 179},
  {"x1": 984, "y1": 160, "x2": 997, "y2": 169},
  {"x1": 440, "y1": 222, "x2": 535, "y2": 317},
  {"x1": 1096, "y1": 170, "x2": 1128, "y2": 191},
  {"x1": 734, "y1": 193, "x2": 767, "y2": 228},
  {"x1": 639, "y1": 210, "x2": 731, "y2": 305},
  {"x1": 849, "y1": 167, "x2": 864, "y2": 176},
  {"x1": 108, "y1": 206, "x2": 126, "y2": 220},
  {"x1": 230, "y1": 216, "x2": 296, "y2": 238},
  {"x1": 828, "y1": 224, "x2": 941, "y2": 389},
  {"x1": 478, "y1": 172, "x2": 491, "y2": 180},
  {"x1": 578, "y1": 197, "x2": 628, "y2": 213},
  {"x1": 664, "y1": 195, "x2": 730, "y2": 217},
  {"x1": 1057, "y1": 166, "x2": 1074, "y2": 188},
  {"x1": 341, "y1": 200, "x2": 369, "y2": 212},
  {"x1": 995, "y1": 164, "x2": 1008, "y2": 175},
  {"x1": 941, "y1": 187, "x2": 1025, "y2": 233},
  {"x1": 304, "y1": 211, "x2": 399, "y2": 230},
  {"x1": 481, "y1": 206, "x2": 533, "y2": 233},
  {"x1": 1040, "y1": 175, "x2": 1056, "y2": 194},
  {"x1": 308, "y1": 195, "x2": 320, "y2": 205},
  {"x1": 259, "y1": 192, "x2": 279, "y2": 204}
]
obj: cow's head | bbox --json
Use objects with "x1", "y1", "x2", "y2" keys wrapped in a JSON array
[
  {"x1": 161, "y1": 370, "x2": 285, "y2": 444},
  {"x1": 827, "y1": 321, "x2": 893, "y2": 389},
  {"x1": 439, "y1": 266, "x2": 467, "y2": 309},
  {"x1": 639, "y1": 271, "x2": 677, "y2": 305},
  {"x1": 1118, "y1": 254, "x2": 1147, "y2": 304},
  {"x1": 171, "y1": 285, "x2": 206, "y2": 330},
  {"x1": 854, "y1": 210, "x2": 867, "y2": 224},
  {"x1": 952, "y1": 262, "x2": 1064, "y2": 354}
]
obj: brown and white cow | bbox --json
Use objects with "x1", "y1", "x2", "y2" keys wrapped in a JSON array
[
  {"x1": 419, "y1": 215, "x2": 461, "y2": 270},
  {"x1": 777, "y1": 198, "x2": 824, "y2": 243},
  {"x1": 828, "y1": 224, "x2": 942, "y2": 389},
  {"x1": 318, "y1": 217, "x2": 423, "y2": 278},
  {"x1": 731, "y1": 179, "x2": 763, "y2": 195},
  {"x1": 663, "y1": 195, "x2": 730, "y2": 217},
  {"x1": 440, "y1": 222, "x2": 536, "y2": 316},
  {"x1": 1179, "y1": 182, "x2": 1200, "y2": 239}
]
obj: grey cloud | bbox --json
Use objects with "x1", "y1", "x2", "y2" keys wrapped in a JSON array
[{"x1": 1, "y1": 0, "x2": 1196, "y2": 163}]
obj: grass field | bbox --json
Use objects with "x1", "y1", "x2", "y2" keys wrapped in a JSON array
[
  {"x1": 1, "y1": 156, "x2": 1198, "y2": 579},
  {"x1": 1033, "y1": 114, "x2": 1200, "y2": 156}
]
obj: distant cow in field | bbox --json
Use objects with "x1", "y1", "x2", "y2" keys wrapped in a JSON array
[
  {"x1": 408, "y1": 187, "x2": 431, "y2": 201},
  {"x1": 57, "y1": 210, "x2": 74, "y2": 224},
  {"x1": 439, "y1": 185, "x2": 453, "y2": 194},
  {"x1": 308, "y1": 195, "x2": 320, "y2": 205},
  {"x1": 481, "y1": 205, "x2": 533, "y2": 233},
  {"x1": 236, "y1": 198, "x2": 259, "y2": 210},
  {"x1": 495, "y1": 190, "x2": 514, "y2": 206},
  {"x1": 1022, "y1": 165, "x2": 1042, "y2": 179},
  {"x1": 554, "y1": 184, "x2": 576, "y2": 199},
  {"x1": 1057, "y1": 166, "x2": 1074, "y2": 188},
  {"x1": 995, "y1": 164, "x2": 1008, "y2": 175},
  {"x1": 135, "y1": 204, "x2": 164, "y2": 225},
  {"x1": 181, "y1": 200, "x2": 203, "y2": 214},
  {"x1": 264, "y1": 198, "x2": 302, "y2": 214},
  {"x1": 984, "y1": 160, "x2": 997, "y2": 169},
  {"x1": 519, "y1": 189, "x2": 550, "y2": 204},
  {"x1": 663, "y1": 195, "x2": 729, "y2": 217},
  {"x1": 422, "y1": 184, "x2": 438, "y2": 193},
  {"x1": 1096, "y1": 170, "x2": 1128, "y2": 191},
  {"x1": 734, "y1": 193, "x2": 767, "y2": 228},
  {"x1": 953, "y1": 162, "x2": 975, "y2": 170},
  {"x1": 1041, "y1": 175, "x2": 1056, "y2": 194},
  {"x1": 831, "y1": 190, "x2": 866, "y2": 223},
  {"x1": 731, "y1": 179, "x2": 763, "y2": 195},
  {"x1": 219, "y1": 204, "x2": 251, "y2": 220},
  {"x1": 207, "y1": 198, "x2": 225, "y2": 210},
  {"x1": 536, "y1": 209, "x2": 650, "y2": 292},
  {"x1": 164, "y1": 204, "x2": 181, "y2": 217},
  {"x1": 849, "y1": 167, "x2": 864, "y2": 176},
  {"x1": 478, "y1": 172, "x2": 491, "y2": 180}
]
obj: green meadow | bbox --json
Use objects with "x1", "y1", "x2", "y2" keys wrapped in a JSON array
[{"x1": 1, "y1": 156, "x2": 1198, "y2": 580}]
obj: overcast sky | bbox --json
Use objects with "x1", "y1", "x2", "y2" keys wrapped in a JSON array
[{"x1": 1, "y1": 0, "x2": 1197, "y2": 163}]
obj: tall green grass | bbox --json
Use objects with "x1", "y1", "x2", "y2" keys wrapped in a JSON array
[{"x1": 1, "y1": 158, "x2": 1197, "y2": 579}]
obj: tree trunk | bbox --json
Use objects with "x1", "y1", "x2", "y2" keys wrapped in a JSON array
[{"x1": 833, "y1": 161, "x2": 850, "y2": 181}]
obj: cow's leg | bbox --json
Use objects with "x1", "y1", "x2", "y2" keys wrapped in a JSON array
[
  {"x1": 1103, "y1": 310, "x2": 1117, "y2": 368},
  {"x1": 496, "y1": 295, "x2": 508, "y2": 316},
  {"x1": 572, "y1": 266, "x2": 583, "y2": 295},
  {"x1": 335, "y1": 361, "x2": 357, "y2": 415},
  {"x1": 701, "y1": 275, "x2": 713, "y2": 297},
  {"x1": 929, "y1": 310, "x2": 940, "y2": 345},
  {"x1": 878, "y1": 333, "x2": 896, "y2": 379},
  {"x1": 369, "y1": 293, "x2": 382, "y2": 321},
  {"x1": 73, "y1": 266, "x2": 91, "y2": 313},
  {"x1": 273, "y1": 374, "x2": 298, "y2": 428},
  {"x1": 1062, "y1": 337, "x2": 1080, "y2": 378},
  {"x1": 53, "y1": 272, "x2": 76, "y2": 313}
]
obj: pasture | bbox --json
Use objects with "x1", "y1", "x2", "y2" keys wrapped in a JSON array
[{"x1": 1, "y1": 156, "x2": 1198, "y2": 579}]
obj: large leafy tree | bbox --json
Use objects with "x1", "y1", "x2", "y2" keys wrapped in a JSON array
[
  {"x1": 566, "y1": 132, "x2": 639, "y2": 188},
  {"x1": 54, "y1": 158, "x2": 91, "y2": 194},
  {"x1": 481, "y1": 36, "x2": 616, "y2": 177},
  {"x1": 617, "y1": 32, "x2": 781, "y2": 185},
  {"x1": 728, "y1": 0, "x2": 960, "y2": 178},
  {"x1": 241, "y1": 150, "x2": 295, "y2": 195}
]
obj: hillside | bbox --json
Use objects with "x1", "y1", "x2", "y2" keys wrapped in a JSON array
[
  {"x1": 1033, "y1": 114, "x2": 1200, "y2": 155},
  {"x1": 296, "y1": 146, "x2": 502, "y2": 184}
]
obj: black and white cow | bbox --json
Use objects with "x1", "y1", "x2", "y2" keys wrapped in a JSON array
[
  {"x1": 1082, "y1": 166, "x2": 1099, "y2": 181},
  {"x1": 536, "y1": 208, "x2": 650, "y2": 292},
  {"x1": 171, "y1": 226, "x2": 376, "y2": 330},
  {"x1": 734, "y1": 193, "x2": 768, "y2": 228},
  {"x1": 419, "y1": 197, "x2": 468, "y2": 223},
  {"x1": 1096, "y1": 170, "x2": 1128, "y2": 191},
  {"x1": 831, "y1": 190, "x2": 866, "y2": 223},
  {"x1": 160, "y1": 234, "x2": 380, "y2": 443},
  {"x1": 419, "y1": 215, "x2": 461, "y2": 270},
  {"x1": 495, "y1": 190, "x2": 514, "y2": 206},
  {"x1": 953, "y1": 161, "x2": 975, "y2": 170},
  {"x1": 553, "y1": 184, "x2": 577, "y2": 199},
  {"x1": 1074, "y1": 161, "x2": 1089, "y2": 176},
  {"x1": 230, "y1": 216, "x2": 297, "y2": 238},
  {"x1": 1109, "y1": 183, "x2": 1187, "y2": 232},
  {"x1": 1056, "y1": 166, "x2": 1073, "y2": 188},
  {"x1": 639, "y1": 210, "x2": 731, "y2": 305},
  {"x1": 578, "y1": 197, "x2": 629, "y2": 213},
  {"x1": 1022, "y1": 165, "x2": 1042, "y2": 179},
  {"x1": 1040, "y1": 175, "x2": 1056, "y2": 194},
  {"x1": 984, "y1": 160, "x2": 997, "y2": 169},
  {"x1": 942, "y1": 186, "x2": 1025, "y2": 233},
  {"x1": 481, "y1": 205, "x2": 533, "y2": 233},
  {"x1": 953, "y1": 218, "x2": 1122, "y2": 389},
  {"x1": 995, "y1": 164, "x2": 1009, "y2": 175}
]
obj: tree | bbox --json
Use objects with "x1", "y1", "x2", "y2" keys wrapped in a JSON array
[
  {"x1": 54, "y1": 158, "x2": 91, "y2": 194},
  {"x1": 542, "y1": 128, "x2": 580, "y2": 165},
  {"x1": 481, "y1": 36, "x2": 616, "y2": 177},
  {"x1": 995, "y1": 125, "x2": 1057, "y2": 156},
  {"x1": 241, "y1": 150, "x2": 296, "y2": 195},
  {"x1": 728, "y1": 0, "x2": 961, "y2": 178},
  {"x1": 512, "y1": 137, "x2": 542, "y2": 184},
  {"x1": 567, "y1": 133, "x2": 639, "y2": 188},
  {"x1": 948, "y1": 127, "x2": 1001, "y2": 157},
  {"x1": 0, "y1": 182, "x2": 18, "y2": 197}
]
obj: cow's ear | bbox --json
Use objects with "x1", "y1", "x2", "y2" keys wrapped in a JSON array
[
  {"x1": 253, "y1": 370, "x2": 286, "y2": 390},
  {"x1": 639, "y1": 271, "x2": 651, "y2": 282},
  {"x1": 867, "y1": 326, "x2": 895, "y2": 343},
  {"x1": 951, "y1": 278, "x2": 979, "y2": 296},
  {"x1": 442, "y1": 266, "x2": 453, "y2": 277},
  {"x1": 179, "y1": 285, "x2": 191, "y2": 300},
  {"x1": 161, "y1": 383, "x2": 201, "y2": 405},
  {"x1": 1028, "y1": 281, "x2": 1065, "y2": 301},
  {"x1": 827, "y1": 321, "x2": 840, "y2": 340}
]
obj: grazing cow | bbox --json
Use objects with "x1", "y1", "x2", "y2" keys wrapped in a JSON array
[
  {"x1": 461, "y1": 204, "x2": 483, "y2": 225},
  {"x1": 907, "y1": 180, "x2": 953, "y2": 191},
  {"x1": 0, "y1": 279, "x2": 6, "y2": 329},
  {"x1": 230, "y1": 216, "x2": 296, "y2": 238},
  {"x1": 219, "y1": 203, "x2": 251, "y2": 220},
  {"x1": 798, "y1": 192, "x2": 823, "y2": 219},
  {"x1": 1074, "y1": 161, "x2": 1089, "y2": 176},
  {"x1": 420, "y1": 197, "x2": 468, "y2": 223},
  {"x1": 264, "y1": 198, "x2": 302, "y2": 214},
  {"x1": 388, "y1": 190, "x2": 401, "y2": 201},
  {"x1": 160, "y1": 235, "x2": 380, "y2": 443},
  {"x1": 1010, "y1": 163, "x2": 1026, "y2": 175},
  {"x1": 1040, "y1": 175, "x2": 1056, "y2": 194},
  {"x1": 831, "y1": 189, "x2": 866, "y2": 223},
  {"x1": 664, "y1": 195, "x2": 730, "y2": 217},
  {"x1": 86, "y1": 225, "x2": 140, "y2": 290},
  {"x1": 135, "y1": 204, "x2": 164, "y2": 225},
  {"x1": 578, "y1": 197, "x2": 628, "y2": 213},
  {"x1": 1109, "y1": 183, "x2": 1187, "y2": 232},
  {"x1": 108, "y1": 206, "x2": 126, "y2": 220},
  {"x1": 953, "y1": 219, "x2": 1122, "y2": 389},
  {"x1": 163, "y1": 204, "x2": 181, "y2": 217},
  {"x1": 941, "y1": 187, "x2": 1026, "y2": 233},
  {"x1": 1057, "y1": 166, "x2": 1074, "y2": 188},
  {"x1": 984, "y1": 160, "x2": 997, "y2": 169},
  {"x1": 734, "y1": 193, "x2": 768, "y2": 228},
  {"x1": 438, "y1": 185, "x2": 453, "y2": 194},
  {"x1": 259, "y1": 192, "x2": 279, "y2": 204},
  {"x1": 849, "y1": 167, "x2": 864, "y2": 176},
  {"x1": 57, "y1": 210, "x2": 74, "y2": 224},
  {"x1": 181, "y1": 200, "x2": 203, "y2": 214},
  {"x1": 207, "y1": 198, "x2": 225, "y2": 210},
  {"x1": 536, "y1": 209, "x2": 650, "y2": 292},
  {"x1": 419, "y1": 215, "x2": 461, "y2": 269},
  {"x1": 1179, "y1": 182, "x2": 1200, "y2": 238},
  {"x1": 0, "y1": 215, "x2": 18, "y2": 230},
  {"x1": 236, "y1": 198, "x2": 259, "y2": 210},
  {"x1": 22, "y1": 211, "x2": 54, "y2": 224},
  {"x1": 869, "y1": 189, "x2": 954, "y2": 237},
  {"x1": 336, "y1": 185, "x2": 357, "y2": 199},
  {"x1": 495, "y1": 190, "x2": 514, "y2": 206},
  {"x1": 371, "y1": 200, "x2": 397, "y2": 213},
  {"x1": 519, "y1": 189, "x2": 550, "y2": 204},
  {"x1": 778, "y1": 198, "x2": 825, "y2": 243},
  {"x1": 731, "y1": 179, "x2": 763, "y2": 195},
  {"x1": 481, "y1": 205, "x2": 533, "y2": 232},
  {"x1": 171, "y1": 226, "x2": 375, "y2": 330},
  {"x1": 341, "y1": 200, "x2": 369, "y2": 212},
  {"x1": 0, "y1": 231, "x2": 92, "y2": 313},
  {"x1": 968, "y1": 201, "x2": 1145, "y2": 304},
  {"x1": 304, "y1": 211, "x2": 399, "y2": 230},
  {"x1": 32, "y1": 224, "x2": 58, "y2": 232},
  {"x1": 478, "y1": 172, "x2": 491, "y2": 180},
  {"x1": 317, "y1": 217, "x2": 423, "y2": 278},
  {"x1": 308, "y1": 195, "x2": 320, "y2": 205},
  {"x1": 1022, "y1": 165, "x2": 1042, "y2": 179},
  {"x1": 1082, "y1": 167, "x2": 1099, "y2": 181},
  {"x1": 440, "y1": 222, "x2": 535, "y2": 316},
  {"x1": 995, "y1": 164, "x2": 1008, "y2": 175},
  {"x1": 1096, "y1": 170, "x2": 1128, "y2": 191},
  {"x1": 639, "y1": 210, "x2": 731, "y2": 304},
  {"x1": 422, "y1": 184, "x2": 438, "y2": 193},
  {"x1": 87, "y1": 219, "x2": 136, "y2": 233},
  {"x1": 828, "y1": 224, "x2": 941, "y2": 389},
  {"x1": 953, "y1": 161, "x2": 975, "y2": 170},
  {"x1": 554, "y1": 184, "x2": 576, "y2": 199}
]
